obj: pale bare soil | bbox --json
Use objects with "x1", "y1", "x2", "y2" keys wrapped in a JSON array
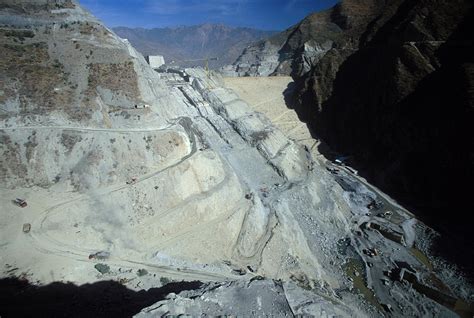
[{"x1": 224, "y1": 77, "x2": 318, "y2": 152}]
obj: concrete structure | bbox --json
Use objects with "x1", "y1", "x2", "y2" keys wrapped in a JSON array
[{"x1": 146, "y1": 55, "x2": 165, "y2": 68}]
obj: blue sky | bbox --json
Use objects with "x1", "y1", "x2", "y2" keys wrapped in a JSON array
[{"x1": 78, "y1": 0, "x2": 339, "y2": 31}]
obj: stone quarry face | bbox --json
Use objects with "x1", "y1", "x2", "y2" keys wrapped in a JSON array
[
  {"x1": 0, "y1": 1, "x2": 473, "y2": 317},
  {"x1": 0, "y1": 0, "x2": 325, "y2": 290}
]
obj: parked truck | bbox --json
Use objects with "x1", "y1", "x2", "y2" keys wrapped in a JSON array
[{"x1": 13, "y1": 198, "x2": 27, "y2": 208}]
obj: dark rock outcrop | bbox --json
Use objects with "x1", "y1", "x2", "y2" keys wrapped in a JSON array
[
  {"x1": 0, "y1": 277, "x2": 203, "y2": 318},
  {"x1": 292, "y1": 0, "x2": 474, "y2": 260},
  {"x1": 223, "y1": 0, "x2": 384, "y2": 77}
]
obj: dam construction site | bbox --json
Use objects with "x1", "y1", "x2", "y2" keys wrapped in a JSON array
[{"x1": 0, "y1": 0, "x2": 473, "y2": 317}]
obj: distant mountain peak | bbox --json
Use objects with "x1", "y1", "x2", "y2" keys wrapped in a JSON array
[
  {"x1": 113, "y1": 24, "x2": 276, "y2": 68},
  {"x1": 115, "y1": 23, "x2": 276, "y2": 32}
]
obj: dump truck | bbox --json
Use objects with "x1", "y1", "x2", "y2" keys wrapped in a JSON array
[
  {"x1": 13, "y1": 198, "x2": 27, "y2": 208},
  {"x1": 23, "y1": 223, "x2": 31, "y2": 233}
]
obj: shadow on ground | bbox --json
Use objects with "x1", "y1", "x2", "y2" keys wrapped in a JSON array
[
  {"x1": 282, "y1": 80, "x2": 336, "y2": 157},
  {"x1": 0, "y1": 277, "x2": 202, "y2": 317},
  {"x1": 282, "y1": 77, "x2": 474, "y2": 285}
]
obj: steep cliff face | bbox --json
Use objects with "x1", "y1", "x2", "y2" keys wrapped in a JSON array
[
  {"x1": 222, "y1": 0, "x2": 384, "y2": 77},
  {"x1": 293, "y1": 0, "x2": 474, "y2": 252}
]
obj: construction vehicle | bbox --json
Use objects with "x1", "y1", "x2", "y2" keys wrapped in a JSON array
[
  {"x1": 88, "y1": 251, "x2": 110, "y2": 260},
  {"x1": 334, "y1": 155, "x2": 350, "y2": 165},
  {"x1": 13, "y1": 198, "x2": 27, "y2": 208},
  {"x1": 23, "y1": 223, "x2": 31, "y2": 233}
]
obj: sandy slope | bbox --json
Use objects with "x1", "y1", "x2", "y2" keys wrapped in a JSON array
[{"x1": 224, "y1": 77, "x2": 318, "y2": 151}]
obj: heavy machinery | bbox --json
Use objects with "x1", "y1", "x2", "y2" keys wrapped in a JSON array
[{"x1": 13, "y1": 198, "x2": 27, "y2": 208}]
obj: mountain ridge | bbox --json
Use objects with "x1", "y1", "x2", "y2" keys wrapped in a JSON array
[
  {"x1": 221, "y1": 0, "x2": 384, "y2": 76},
  {"x1": 113, "y1": 24, "x2": 277, "y2": 69}
]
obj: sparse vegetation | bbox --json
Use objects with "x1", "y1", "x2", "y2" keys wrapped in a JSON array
[
  {"x1": 79, "y1": 22, "x2": 95, "y2": 35},
  {"x1": 249, "y1": 130, "x2": 269, "y2": 144},
  {"x1": 61, "y1": 132, "x2": 82, "y2": 154},
  {"x1": 2, "y1": 29, "x2": 35, "y2": 40},
  {"x1": 86, "y1": 62, "x2": 139, "y2": 100},
  {"x1": 52, "y1": 59, "x2": 61, "y2": 68},
  {"x1": 94, "y1": 263, "x2": 110, "y2": 274},
  {"x1": 160, "y1": 277, "x2": 171, "y2": 285},
  {"x1": 0, "y1": 41, "x2": 73, "y2": 115},
  {"x1": 137, "y1": 269, "x2": 148, "y2": 277},
  {"x1": 54, "y1": 1, "x2": 75, "y2": 9},
  {"x1": 24, "y1": 138, "x2": 38, "y2": 161}
]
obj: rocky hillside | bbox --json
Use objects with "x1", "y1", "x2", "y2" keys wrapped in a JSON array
[
  {"x1": 291, "y1": 0, "x2": 474, "y2": 267},
  {"x1": 224, "y1": 0, "x2": 474, "y2": 270},
  {"x1": 0, "y1": 0, "x2": 176, "y2": 128},
  {"x1": 221, "y1": 0, "x2": 385, "y2": 77},
  {"x1": 113, "y1": 24, "x2": 275, "y2": 69}
]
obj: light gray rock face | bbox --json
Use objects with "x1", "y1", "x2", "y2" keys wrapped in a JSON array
[
  {"x1": 135, "y1": 280, "x2": 292, "y2": 317},
  {"x1": 135, "y1": 280, "x2": 357, "y2": 317},
  {"x1": 220, "y1": 41, "x2": 281, "y2": 77},
  {"x1": 220, "y1": 7, "x2": 346, "y2": 77},
  {"x1": 186, "y1": 68, "x2": 309, "y2": 182},
  {"x1": 222, "y1": 39, "x2": 334, "y2": 78},
  {"x1": 295, "y1": 40, "x2": 334, "y2": 75}
]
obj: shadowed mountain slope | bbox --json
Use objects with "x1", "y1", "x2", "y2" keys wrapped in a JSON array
[{"x1": 290, "y1": 0, "x2": 474, "y2": 262}]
